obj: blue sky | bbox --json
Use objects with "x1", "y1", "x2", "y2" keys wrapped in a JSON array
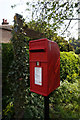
[{"x1": 0, "y1": 0, "x2": 78, "y2": 40}]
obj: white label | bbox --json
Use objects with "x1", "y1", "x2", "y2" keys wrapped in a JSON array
[{"x1": 35, "y1": 67, "x2": 42, "y2": 86}]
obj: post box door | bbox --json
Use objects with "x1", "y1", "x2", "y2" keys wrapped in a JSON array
[{"x1": 30, "y1": 61, "x2": 48, "y2": 96}]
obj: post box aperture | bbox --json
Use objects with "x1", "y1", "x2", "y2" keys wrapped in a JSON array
[{"x1": 29, "y1": 38, "x2": 60, "y2": 96}]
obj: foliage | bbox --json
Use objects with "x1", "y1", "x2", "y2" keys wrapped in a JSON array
[
  {"x1": 2, "y1": 43, "x2": 14, "y2": 81},
  {"x1": 3, "y1": 102, "x2": 14, "y2": 120},
  {"x1": 75, "y1": 46, "x2": 80, "y2": 54},
  {"x1": 50, "y1": 78, "x2": 80, "y2": 119},
  {"x1": 28, "y1": 20, "x2": 74, "y2": 53},
  {"x1": 28, "y1": 20, "x2": 55, "y2": 40},
  {"x1": 24, "y1": 89, "x2": 44, "y2": 119},
  {"x1": 52, "y1": 36, "x2": 74, "y2": 52},
  {"x1": 7, "y1": 14, "x2": 30, "y2": 119},
  {"x1": 25, "y1": 0, "x2": 78, "y2": 35},
  {"x1": 60, "y1": 52, "x2": 80, "y2": 82},
  {"x1": 2, "y1": 43, "x2": 14, "y2": 110},
  {"x1": 69, "y1": 37, "x2": 80, "y2": 54}
]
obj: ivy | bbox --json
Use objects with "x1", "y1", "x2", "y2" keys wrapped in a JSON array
[{"x1": 7, "y1": 14, "x2": 30, "y2": 119}]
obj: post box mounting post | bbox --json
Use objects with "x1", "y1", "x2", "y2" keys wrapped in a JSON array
[{"x1": 44, "y1": 95, "x2": 49, "y2": 120}]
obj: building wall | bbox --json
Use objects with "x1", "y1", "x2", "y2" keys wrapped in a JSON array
[{"x1": 0, "y1": 29, "x2": 12, "y2": 43}]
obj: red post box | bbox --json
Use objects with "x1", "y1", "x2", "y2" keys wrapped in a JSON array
[{"x1": 29, "y1": 38, "x2": 60, "y2": 96}]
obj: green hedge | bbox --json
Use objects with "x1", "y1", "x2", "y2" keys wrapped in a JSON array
[
  {"x1": 2, "y1": 43, "x2": 14, "y2": 109},
  {"x1": 60, "y1": 52, "x2": 80, "y2": 82}
]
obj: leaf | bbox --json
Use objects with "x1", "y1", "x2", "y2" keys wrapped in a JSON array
[
  {"x1": 75, "y1": 3, "x2": 78, "y2": 7},
  {"x1": 11, "y1": 4, "x2": 16, "y2": 9},
  {"x1": 32, "y1": 5, "x2": 35, "y2": 8},
  {"x1": 26, "y1": 2, "x2": 30, "y2": 5},
  {"x1": 41, "y1": 2, "x2": 44, "y2": 4},
  {"x1": 26, "y1": 8, "x2": 30, "y2": 11},
  {"x1": 60, "y1": 2, "x2": 67, "y2": 7}
]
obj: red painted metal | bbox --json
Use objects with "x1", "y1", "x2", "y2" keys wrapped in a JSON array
[{"x1": 29, "y1": 38, "x2": 60, "y2": 96}]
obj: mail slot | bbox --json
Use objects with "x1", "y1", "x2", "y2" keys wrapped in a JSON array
[{"x1": 29, "y1": 38, "x2": 60, "y2": 96}]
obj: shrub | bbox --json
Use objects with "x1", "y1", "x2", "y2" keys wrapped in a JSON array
[
  {"x1": 3, "y1": 102, "x2": 14, "y2": 120},
  {"x1": 50, "y1": 77, "x2": 80, "y2": 119},
  {"x1": 60, "y1": 52, "x2": 80, "y2": 82},
  {"x1": 2, "y1": 43, "x2": 14, "y2": 109},
  {"x1": 7, "y1": 14, "x2": 30, "y2": 119},
  {"x1": 24, "y1": 90, "x2": 44, "y2": 119},
  {"x1": 75, "y1": 46, "x2": 80, "y2": 54}
]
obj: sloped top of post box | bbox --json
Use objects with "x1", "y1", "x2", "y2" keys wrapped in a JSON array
[{"x1": 29, "y1": 38, "x2": 48, "y2": 43}]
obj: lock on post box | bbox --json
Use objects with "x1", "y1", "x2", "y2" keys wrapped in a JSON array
[{"x1": 29, "y1": 38, "x2": 60, "y2": 96}]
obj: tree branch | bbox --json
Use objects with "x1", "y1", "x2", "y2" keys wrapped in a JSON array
[{"x1": 61, "y1": 20, "x2": 71, "y2": 35}]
